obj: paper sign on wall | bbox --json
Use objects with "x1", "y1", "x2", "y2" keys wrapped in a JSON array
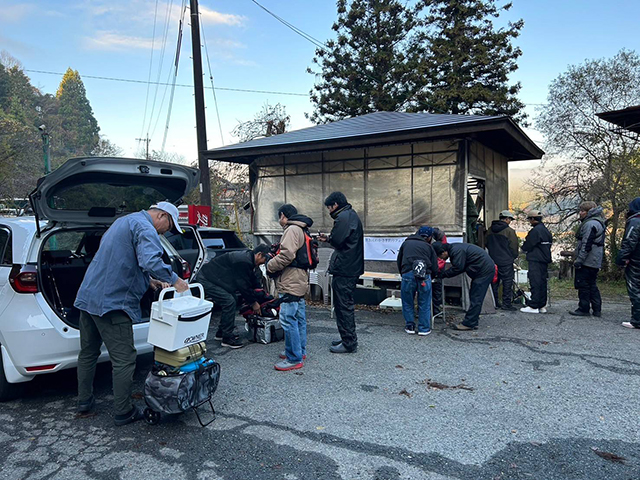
[{"x1": 364, "y1": 237, "x2": 406, "y2": 261}]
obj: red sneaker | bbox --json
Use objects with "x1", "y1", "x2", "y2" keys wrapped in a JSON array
[{"x1": 274, "y1": 360, "x2": 303, "y2": 371}]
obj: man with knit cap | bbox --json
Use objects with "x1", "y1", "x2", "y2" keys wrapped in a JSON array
[
  {"x1": 486, "y1": 210, "x2": 519, "y2": 311},
  {"x1": 617, "y1": 197, "x2": 640, "y2": 329},
  {"x1": 267, "y1": 204, "x2": 314, "y2": 371}
]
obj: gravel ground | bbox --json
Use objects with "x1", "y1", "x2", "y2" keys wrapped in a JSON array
[{"x1": 1, "y1": 299, "x2": 639, "y2": 479}]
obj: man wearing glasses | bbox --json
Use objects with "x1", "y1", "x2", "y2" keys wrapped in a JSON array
[{"x1": 74, "y1": 201, "x2": 189, "y2": 426}]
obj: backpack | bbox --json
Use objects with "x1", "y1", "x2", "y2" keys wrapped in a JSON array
[{"x1": 290, "y1": 227, "x2": 320, "y2": 270}]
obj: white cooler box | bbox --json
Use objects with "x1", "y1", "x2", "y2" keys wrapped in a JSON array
[{"x1": 148, "y1": 283, "x2": 214, "y2": 352}]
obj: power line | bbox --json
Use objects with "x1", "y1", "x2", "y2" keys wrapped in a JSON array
[
  {"x1": 24, "y1": 69, "x2": 309, "y2": 96},
  {"x1": 249, "y1": 0, "x2": 327, "y2": 51}
]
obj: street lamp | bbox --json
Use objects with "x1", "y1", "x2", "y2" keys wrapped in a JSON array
[{"x1": 39, "y1": 124, "x2": 50, "y2": 174}]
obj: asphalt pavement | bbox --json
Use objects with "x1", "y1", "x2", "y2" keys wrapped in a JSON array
[{"x1": 1, "y1": 298, "x2": 639, "y2": 479}]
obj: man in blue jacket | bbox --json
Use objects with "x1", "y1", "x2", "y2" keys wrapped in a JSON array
[
  {"x1": 433, "y1": 242, "x2": 495, "y2": 330},
  {"x1": 396, "y1": 226, "x2": 439, "y2": 336},
  {"x1": 520, "y1": 210, "x2": 553, "y2": 314},
  {"x1": 75, "y1": 202, "x2": 189, "y2": 426},
  {"x1": 318, "y1": 192, "x2": 364, "y2": 353},
  {"x1": 617, "y1": 197, "x2": 640, "y2": 329}
]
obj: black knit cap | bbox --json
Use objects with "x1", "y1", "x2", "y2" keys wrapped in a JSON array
[{"x1": 432, "y1": 241, "x2": 447, "y2": 256}]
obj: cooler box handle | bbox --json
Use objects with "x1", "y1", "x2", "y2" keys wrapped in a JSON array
[{"x1": 157, "y1": 283, "x2": 204, "y2": 320}]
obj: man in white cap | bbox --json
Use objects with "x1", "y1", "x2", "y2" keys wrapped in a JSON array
[
  {"x1": 74, "y1": 201, "x2": 189, "y2": 426},
  {"x1": 486, "y1": 210, "x2": 519, "y2": 311}
]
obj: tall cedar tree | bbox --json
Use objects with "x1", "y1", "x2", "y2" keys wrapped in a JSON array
[
  {"x1": 56, "y1": 68, "x2": 99, "y2": 157},
  {"x1": 412, "y1": 0, "x2": 526, "y2": 123},
  {"x1": 308, "y1": 0, "x2": 420, "y2": 124}
]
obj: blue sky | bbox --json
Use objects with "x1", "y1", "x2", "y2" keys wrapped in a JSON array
[{"x1": 1, "y1": 0, "x2": 638, "y2": 166}]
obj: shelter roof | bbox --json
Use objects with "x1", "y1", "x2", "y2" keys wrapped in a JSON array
[
  {"x1": 597, "y1": 105, "x2": 640, "y2": 134},
  {"x1": 205, "y1": 111, "x2": 544, "y2": 164}
]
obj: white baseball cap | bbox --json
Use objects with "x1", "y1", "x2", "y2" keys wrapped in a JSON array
[
  {"x1": 150, "y1": 201, "x2": 182, "y2": 233},
  {"x1": 499, "y1": 210, "x2": 515, "y2": 219}
]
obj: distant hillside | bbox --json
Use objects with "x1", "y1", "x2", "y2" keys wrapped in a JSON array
[{"x1": 509, "y1": 166, "x2": 537, "y2": 210}]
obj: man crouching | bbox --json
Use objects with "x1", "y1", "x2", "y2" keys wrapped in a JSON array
[{"x1": 267, "y1": 204, "x2": 314, "y2": 371}]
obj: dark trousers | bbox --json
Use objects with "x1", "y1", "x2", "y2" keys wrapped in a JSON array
[
  {"x1": 332, "y1": 275, "x2": 359, "y2": 350},
  {"x1": 77, "y1": 310, "x2": 137, "y2": 416},
  {"x1": 528, "y1": 261, "x2": 548, "y2": 309},
  {"x1": 432, "y1": 278, "x2": 443, "y2": 314},
  {"x1": 463, "y1": 274, "x2": 493, "y2": 328},
  {"x1": 625, "y1": 262, "x2": 640, "y2": 326},
  {"x1": 199, "y1": 276, "x2": 237, "y2": 340},
  {"x1": 491, "y1": 263, "x2": 514, "y2": 307},
  {"x1": 574, "y1": 266, "x2": 602, "y2": 313}
]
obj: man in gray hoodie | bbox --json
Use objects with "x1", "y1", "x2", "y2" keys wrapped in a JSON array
[{"x1": 570, "y1": 201, "x2": 606, "y2": 317}]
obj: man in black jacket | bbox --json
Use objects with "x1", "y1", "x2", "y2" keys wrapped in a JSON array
[
  {"x1": 486, "y1": 210, "x2": 519, "y2": 311},
  {"x1": 195, "y1": 245, "x2": 270, "y2": 348},
  {"x1": 617, "y1": 197, "x2": 640, "y2": 329},
  {"x1": 433, "y1": 242, "x2": 495, "y2": 330},
  {"x1": 397, "y1": 227, "x2": 439, "y2": 335},
  {"x1": 318, "y1": 191, "x2": 364, "y2": 353},
  {"x1": 520, "y1": 211, "x2": 553, "y2": 314}
]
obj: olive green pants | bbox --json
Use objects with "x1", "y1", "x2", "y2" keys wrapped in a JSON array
[{"x1": 77, "y1": 310, "x2": 137, "y2": 416}]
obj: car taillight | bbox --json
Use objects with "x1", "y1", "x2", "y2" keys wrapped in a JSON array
[
  {"x1": 9, "y1": 264, "x2": 39, "y2": 293},
  {"x1": 181, "y1": 259, "x2": 192, "y2": 280}
]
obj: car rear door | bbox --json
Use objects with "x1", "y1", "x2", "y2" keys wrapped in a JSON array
[{"x1": 163, "y1": 226, "x2": 205, "y2": 280}]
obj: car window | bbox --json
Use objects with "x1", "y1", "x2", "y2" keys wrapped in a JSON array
[
  {"x1": 0, "y1": 228, "x2": 11, "y2": 265},
  {"x1": 199, "y1": 230, "x2": 245, "y2": 248},
  {"x1": 203, "y1": 238, "x2": 225, "y2": 249},
  {"x1": 50, "y1": 184, "x2": 166, "y2": 213},
  {"x1": 43, "y1": 232, "x2": 85, "y2": 251}
]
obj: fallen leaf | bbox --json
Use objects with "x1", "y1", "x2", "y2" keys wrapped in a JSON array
[
  {"x1": 399, "y1": 388, "x2": 412, "y2": 398},
  {"x1": 316, "y1": 426, "x2": 325, "y2": 430},
  {"x1": 511, "y1": 429, "x2": 517, "y2": 434},
  {"x1": 395, "y1": 365, "x2": 404, "y2": 369},
  {"x1": 591, "y1": 447, "x2": 627, "y2": 464},
  {"x1": 428, "y1": 405, "x2": 436, "y2": 408}
]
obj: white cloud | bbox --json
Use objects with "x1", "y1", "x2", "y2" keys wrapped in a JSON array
[
  {"x1": 199, "y1": 5, "x2": 245, "y2": 26},
  {"x1": 84, "y1": 31, "x2": 158, "y2": 51},
  {"x1": 0, "y1": 3, "x2": 34, "y2": 22}
]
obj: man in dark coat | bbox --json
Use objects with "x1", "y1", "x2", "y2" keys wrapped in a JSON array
[
  {"x1": 433, "y1": 242, "x2": 495, "y2": 330},
  {"x1": 396, "y1": 227, "x2": 439, "y2": 335},
  {"x1": 520, "y1": 211, "x2": 553, "y2": 314},
  {"x1": 195, "y1": 245, "x2": 270, "y2": 348},
  {"x1": 486, "y1": 210, "x2": 519, "y2": 311},
  {"x1": 318, "y1": 191, "x2": 364, "y2": 353},
  {"x1": 617, "y1": 197, "x2": 640, "y2": 329},
  {"x1": 570, "y1": 201, "x2": 606, "y2": 317}
]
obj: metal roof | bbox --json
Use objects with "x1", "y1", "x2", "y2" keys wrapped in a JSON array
[
  {"x1": 597, "y1": 105, "x2": 640, "y2": 134},
  {"x1": 204, "y1": 111, "x2": 544, "y2": 163}
]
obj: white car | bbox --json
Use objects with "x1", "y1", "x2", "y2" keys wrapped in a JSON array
[{"x1": 0, "y1": 157, "x2": 205, "y2": 400}]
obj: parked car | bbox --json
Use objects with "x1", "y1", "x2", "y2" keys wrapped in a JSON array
[
  {"x1": 0, "y1": 157, "x2": 205, "y2": 400},
  {"x1": 165, "y1": 225, "x2": 248, "y2": 264}
]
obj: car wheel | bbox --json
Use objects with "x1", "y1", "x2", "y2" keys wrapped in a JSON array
[{"x1": 0, "y1": 347, "x2": 24, "y2": 402}]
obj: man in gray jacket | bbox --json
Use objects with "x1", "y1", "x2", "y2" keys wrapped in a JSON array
[{"x1": 570, "y1": 201, "x2": 606, "y2": 317}]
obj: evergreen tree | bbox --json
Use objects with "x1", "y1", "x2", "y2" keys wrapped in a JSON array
[
  {"x1": 307, "y1": 0, "x2": 421, "y2": 124},
  {"x1": 412, "y1": 0, "x2": 526, "y2": 123},
  {"x1": 56, "y1": 68, "x2": 99, "y2": 157}
]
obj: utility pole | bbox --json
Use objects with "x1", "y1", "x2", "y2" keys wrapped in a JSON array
[
  {"x1": 39, "y1": 125, "x2": 50, "y2": 174},
  {"x1": 136, "y1": 137, "x2": 151, "y2": 160},
  {"x1": 190, "y1": 0, "x2": 211, "y2": 206}
]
